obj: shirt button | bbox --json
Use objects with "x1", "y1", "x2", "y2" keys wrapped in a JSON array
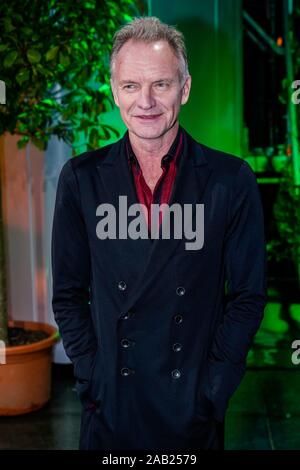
[
  {"x1": 120, "y1": 367, "x2": 134, "y2": 376},
  {"x1": 118, "y1": 281, "x2": 127, "y2": 291},
  {"x1": 171, "y1": 369, "x2": 181, "y2": 379},
  {"x1": 174, "y1": 314, "x2": 183, "y2": 325},
  {"x1": 176, "y1": 286, "x2": 185, "y2": 296},
  {"x1": 172, "y1": 343, "x2": 182, "y2": 352}
]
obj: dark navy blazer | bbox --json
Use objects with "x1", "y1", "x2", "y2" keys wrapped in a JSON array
[{"x1": 51, "y1": 127, "x2": 268, "y2": 450}]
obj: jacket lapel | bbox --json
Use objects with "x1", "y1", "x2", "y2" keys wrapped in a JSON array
[
  {"x1": 96, "y1": 135, "x2": 153, "y2": 267},
  {"x1": 96, "y1": 135, "x2": 139, "y2": 213}
]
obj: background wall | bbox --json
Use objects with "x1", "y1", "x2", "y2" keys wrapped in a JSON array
[
  {"x1": 151, "y1": 0, "x2": 243, "y2": 156},
  {"x1": 1, "y1": 135, "x2": 47, "y2": 325},
  {"x1": 44, "y1": 137, "x2": 72, "y2": 363}
]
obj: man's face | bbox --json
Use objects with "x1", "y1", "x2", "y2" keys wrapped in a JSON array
[{"x1": 110, "y1": 39, "x2": 191, "y2": 140}]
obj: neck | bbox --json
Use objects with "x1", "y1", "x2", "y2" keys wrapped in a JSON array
[{"x1": 128, "y1": 122, "x2": 179, "y2": 164}]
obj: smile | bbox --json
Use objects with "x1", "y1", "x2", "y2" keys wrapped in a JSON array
[{"x1": 135, "y1": 114, "x2": 162, "y2": 121}]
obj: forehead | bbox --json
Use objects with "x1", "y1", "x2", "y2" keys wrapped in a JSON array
[{"x1": 113, "y1": 39, "x2": 180, "y2": 80}]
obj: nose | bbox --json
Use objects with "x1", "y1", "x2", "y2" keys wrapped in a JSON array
[{"x1": 136, "y1": 85, "x2": 155, "y2": 110}]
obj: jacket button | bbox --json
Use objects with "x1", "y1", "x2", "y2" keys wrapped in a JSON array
[
  {"x1": 118, "y1": 281, "x2": 127, "y2": 291},
  {"x1": 174, "y1": 314, "x2": 183, "y2": 325},
  {"x1": 121, "y1": 310, "x2": 134, "y2": 320},
  {"x1": 171, "y1": 369, "x2": 181, "y2": 379},
  {"x1": 120, "y1": 367, "x2": 134, "y2": 376},
  {"x1": 172, "y1": 342, "x2": 182, "y2": 352},
  {"x1": 121, "y1": 338, "x2": 134, "y2": 348},
  {"x1": 176, "y1": 286, "x2": 185, "y2": 296}
]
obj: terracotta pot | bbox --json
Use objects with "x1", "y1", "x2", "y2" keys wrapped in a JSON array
[{"x1": 0, "y1": 320, "x2": 59, "y2": 416}]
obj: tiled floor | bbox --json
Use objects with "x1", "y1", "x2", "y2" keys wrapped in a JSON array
[
  {"x1": 226, "y1": 369, "x2": 300, "y2": 449},
  {"x1": 0, "y1": 365, "x2": 80, "y2": 450},
  {"x1": 0, "y1": 362, "x2": 299, "y2": 450}
]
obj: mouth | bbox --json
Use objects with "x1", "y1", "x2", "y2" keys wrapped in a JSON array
[{"x1": 134, "y1": 114, "x2": 162, "y2": 121}]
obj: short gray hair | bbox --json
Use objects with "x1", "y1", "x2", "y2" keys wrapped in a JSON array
[{"x1": 110, "y1": 16, "x2": 189, "y2": 83}]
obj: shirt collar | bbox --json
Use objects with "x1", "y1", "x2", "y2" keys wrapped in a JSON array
[{"x1": 126, "y1": 126, "x2": 182, "y2": 169}]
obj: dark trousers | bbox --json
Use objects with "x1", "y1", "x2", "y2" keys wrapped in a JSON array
[{"x1": 79, "y1": 407, "x2": 225, "y2": 450}]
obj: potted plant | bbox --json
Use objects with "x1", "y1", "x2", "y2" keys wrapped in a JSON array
[{"x1": 0, "y1": 0, "x2": 142, "y2": 415}]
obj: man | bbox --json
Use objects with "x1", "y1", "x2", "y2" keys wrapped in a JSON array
[{"x1": 51, "y1": 17, "x2": 267, "y2": 450}]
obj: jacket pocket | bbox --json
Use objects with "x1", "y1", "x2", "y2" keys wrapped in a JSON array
[
  {"x1": 195, "y1": 361, "x2": 214, "y2": 422},
  {"x1": 75, "y1": 349, "x2": 102, "y2": 409},
  {"x1": 195, "y1": 391, "x2": 214, "y2": 422}
]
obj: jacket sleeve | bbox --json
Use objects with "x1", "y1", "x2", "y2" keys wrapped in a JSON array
[
  {"x1": 51, "y1": 159, "x2": 97, "y2": 383},
  {"x1": 206, "y1": 160, "x2": 268, "y2": 422}
]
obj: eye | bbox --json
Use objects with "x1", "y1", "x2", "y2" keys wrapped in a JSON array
[
  {"x1": 155, "y1": 81, "x2": 170, "y2": 90},
  {"x1": 123, "y1": 84, "x2": 137, "y2": 91}
]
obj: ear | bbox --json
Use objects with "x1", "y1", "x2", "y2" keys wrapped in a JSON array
[
  {"x1": 181, "y1": 75, "x2": 192, "y2": 105},
  {"x1": 110, "y1": 78, "x2": 120, "y2": 107}
]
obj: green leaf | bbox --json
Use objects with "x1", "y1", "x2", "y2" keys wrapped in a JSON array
[
  {"x1": 21, "y1": 27, "x2": 33, "y2": 36},
  {"x1": 3, "y1": 18, "x2": 15, "y2": 33},
  {"x1": 41, "y1": 98, "x2": 56, "y2": 106},
  {"x1": 45, "y1": 46, "x2": 59, "y2": 61},
  {"x1": 79, "y1": 40, "x2": 88, "y2": 51},
  {"x1": 89, "y1": 128, "x2": 99, "y2": 147},
  {"x1": 123, "y1": 14, "x2": 133, "y2": 22},
  {"x1": 0, "y1": 44, "x2": 8, "y2": 52},
  {"x1": 35, "y1": 63, "x2": 48, "y2": 76},
  {"x1": 32, "y1": 136, "x2": 46, "y2": 151},
  {"x1": 83, "y1": 1, "x2": 96, "y2": 9},
  {"x1": 98, "y1": 83, "x2": 110, "y2": 94},
  {"x1": 102, "y1": 124, "x2": 120, "y2": 138},
  {"x1": 3, "y1": 51, "x2": 18, "y2": 68},
  {"x1": 27, "y1": 48, "x2": 41, "y2": 64},
  {"x1": 17, "y1": 136, "x2": 30, "y2": 149},
  {"x1": 16, "y1": 69, "x2": 30, "y2": 85},
  {"x1": 100, "y1": 126, "x2": 111, "y2": 141},
  {"x1": 59, "y1": 51, "x2": 70, "y2": 67}
]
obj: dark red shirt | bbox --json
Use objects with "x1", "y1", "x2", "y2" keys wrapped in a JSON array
[{"x1": 126, "y1": 128, "x2": 183, "y2": 234}]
